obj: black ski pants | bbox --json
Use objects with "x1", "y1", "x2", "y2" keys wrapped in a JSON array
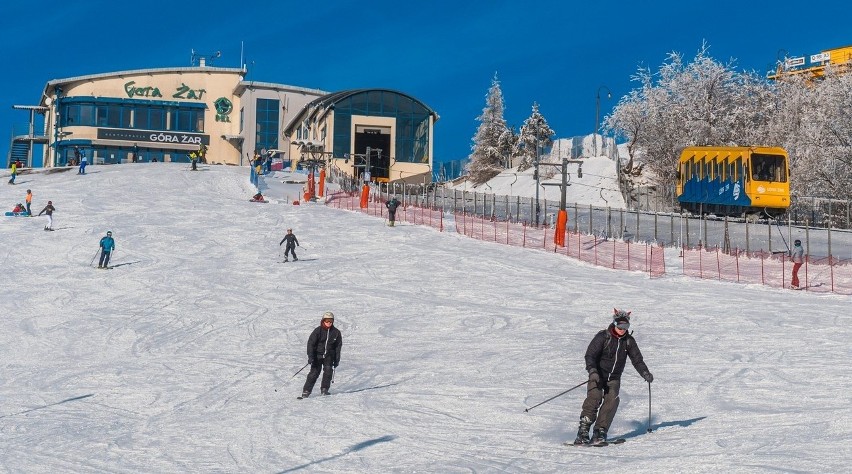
[
  {"x1": 388, "y1": 210, "x2": 397, "y2": 223},
  {"x1": 580, "y1": 378, "x2": 621, "y2": 432},
  {"x1": 284, "y1": 244, "x2": 297, "y2": 259},
  {"x1": 303, "y1": 357, "x2": 333, "y2": 394},
  {"x1": 99, "y1": 250, "x2": 112, "y2": 267}
]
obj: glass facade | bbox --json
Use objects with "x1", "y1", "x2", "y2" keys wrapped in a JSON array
[
  {"x1": 54, "y1": 97, "x2": 207, "y2": 166},
  {"x1": 331, "y1": 91, "x2": 430, "y2": 163},
  {"x1": 61, "y1": 98, "x2": 205, "y2": 132},
  {"x1": 55, "y1": 143, "x2": 184, "y2": 166},
  {"x1": 255, "y1": 98, "x2": 279, "y2": 152}
]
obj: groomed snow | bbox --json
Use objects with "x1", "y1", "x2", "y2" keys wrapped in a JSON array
[{"x1": 1, "y1": 163, "x2": 849, "y2": 472}]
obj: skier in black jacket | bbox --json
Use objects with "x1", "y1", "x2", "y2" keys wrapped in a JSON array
[
  {"x1": 279, "y1": 228, "x2": 299, "y2": 262},
  {"x1": 302, "y1": 311, "x2": 343, "y2": 397},
  {"x1": 573, "y1": 309, "x2": 653, "y2": 445},
  {"x1": 385, "y1": 196, "x2": 401, "y2": 227}
]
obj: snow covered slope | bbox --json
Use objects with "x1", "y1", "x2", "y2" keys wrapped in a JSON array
[{"x1": 1, "y1": 163, "x2": 849, "y2": 472}]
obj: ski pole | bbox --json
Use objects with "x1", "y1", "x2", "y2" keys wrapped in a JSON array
[
  {"x1": 647, "y1": 381, "x2": 653, "y2": 433},
  {"x1": 293, "y1": 362, "x2": 310, "y2": 378},
  {"x1": 524, "y1": 379, "x2": 588, "y2": 413},
  {"x1": 90, "y1": 248, "x2": 100, "y2": 267},
  {"x1": 331, "y1": 366, "x2": 336, "y2": 384},
  {"x1": 274, "y1": 362, "x2": 310, "y2": 392}
]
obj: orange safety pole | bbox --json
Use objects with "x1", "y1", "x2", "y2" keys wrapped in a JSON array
[
  {"x1": 554, "y1": 209, "x2": 567, "y2": 247},
  {"x1": 359, "y1": 183, "x2": 369, "y2": 209},
  {"x1": 318, "y1": 169, "x2": 326, "y2": 198}
]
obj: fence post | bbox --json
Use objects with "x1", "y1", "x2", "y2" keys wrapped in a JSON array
[
  {"x1": 745, "y1": 219, "x2": 750, "y2": 254},
  {"x1": 670, "y1": 214, "x2": 675, "y2": 248},
  {"x1": 589, "y1": 204, "x2": 593, "y2": 235}
]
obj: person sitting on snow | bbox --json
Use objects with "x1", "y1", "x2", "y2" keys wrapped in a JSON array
[{"x1": 12, "y1": 203, "x2": 25, "y2": 213}]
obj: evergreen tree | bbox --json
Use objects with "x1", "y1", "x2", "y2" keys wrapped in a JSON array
[
  {"x1": 516, "y1": 102, "x2": 555, "y2": 175},
  {"x1": 467, "y1": 73, "x2": 510, "y2": 185}
]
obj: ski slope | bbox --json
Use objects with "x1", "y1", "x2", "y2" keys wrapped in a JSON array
[{"x1": 1, "y1": 163, "x2": 850, "y2": 472}]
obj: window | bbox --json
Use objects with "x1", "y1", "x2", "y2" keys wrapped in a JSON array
[{"x1": 256, "y1": 98, "x2": 279, "y2": 151}]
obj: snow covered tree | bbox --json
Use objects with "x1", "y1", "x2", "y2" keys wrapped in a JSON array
[
  {"x1": 467, "y1": 73, "x2": 510, "y2": 185},
  {"x1": 515, "y1": 102, "x2": 555, "y2": 175},
  {"x1": 773, "y1": 70, "x2": 852, "y2": 202},
  {"x1": 607, "y1": 43, "x2": 777, "y2": 203}
]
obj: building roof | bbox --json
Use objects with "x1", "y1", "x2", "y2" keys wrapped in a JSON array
[
  {"x1": 233, "y1": 81, "x2": 327, "y2": 97},
  {"x1": 283, "y1": 89, "x2": 438, "y2": 135},
  {"x1": 39, "y1": 66, "x2": 247, "y2": 107}
]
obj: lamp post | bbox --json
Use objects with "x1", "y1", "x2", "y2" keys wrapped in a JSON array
[
  {"x1": 595, "y1": 86, "x2": 612, "y2": 157},
  {"x1": 776, "y1": 48, "x2": 789, "y2": 76}
]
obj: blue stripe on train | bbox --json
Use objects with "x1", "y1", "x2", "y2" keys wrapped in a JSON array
[{"x1": 679, "y1": 177, "x2": 752, "y2": 207}]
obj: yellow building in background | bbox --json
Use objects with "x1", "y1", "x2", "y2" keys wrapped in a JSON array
[{"x1": 768, "y1": 44, "x2": 852, "y2": 80}]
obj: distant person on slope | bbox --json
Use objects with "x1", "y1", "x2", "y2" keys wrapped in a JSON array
[
  {"x1": 573, "y1": 309, "x2": 653, "y2": 446},
  {"x1": 8, "y1": 161, "x2": 17, "y2": 184},
  {"x1": 98, "y1": 230, "x2": 116, "y2": 268},
  {"x1": 78, "y1": 150, "x2": 88, "y2": 174},
  {"x1": 279, "y1": 228, "x2": 300, "y2": 262},
  {"x1": 301, "y1": 311, "x2": 342, "y2": 398},
  {"x1": 385, "y1": 196, "x2": 401, "y2": 226},
  {"x1": 25, "y1": 189, "x2": 32, "y2": 216},
  {"x1": 37, "y1": 200, "x2": 56, "y2": 231},
  {"x1": 790, "y1": 239, "x2": 805, "y2": 289}
]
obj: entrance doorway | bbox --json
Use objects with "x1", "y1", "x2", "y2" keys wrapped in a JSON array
[{"x1": 354, "y1": 126, "x2": 391, "y2": 181}]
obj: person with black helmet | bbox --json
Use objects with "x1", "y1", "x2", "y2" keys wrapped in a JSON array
[
  {"x1": 301, "y1": 311, "x2": 343, "y2": 398},
  {"x1": 37, "y1": 200, "x2": 56, "y2": 231},
  {"x1": 385, "y1": 196, "x2": 401, "y2": 227},
  {"x1": 98, "y1": 230, "x2": 116, "y2": 269},
  {"x1": 572, "y1": 309, "x2": 653, "y2": 446},
  {"x1": 791, "y1": 239, "x2": 805, "y2": 289},
  {"x1": 279, "y1": 228, "x2": 300, "y2": 262}
]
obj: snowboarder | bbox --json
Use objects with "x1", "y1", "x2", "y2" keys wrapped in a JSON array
[
  {"x1": 302, "y1": 311, "x2": 342, "y2": 398},
  {"x1": 12, "y1": 203, "x2": 25, "y2": 213},
  {"x1": 98, "y1": 230, "x2": 115, "y2": 268},
  {"x1": 279, "y1": 228, "x2": 300, "y2": 262},
  {"x1": 574, "y1": 309, "x2": 653, "y2": 445},
  {"x1": 78, "y1": 150, "x2": 88, "y2": 174},
  {"x1": 25, "y1": 189, "x2": 32, "y2": 216},
  {"x1": 385, "y1": 196, "x2": 401, "y2": 226},
  {"x1": 791, "y1": 239, "x2": 805, "y2": 289},
  {"x1": 8, "y1": 161, "x2": 17, "y2": 184},
  {"x1": 37, "y1": 200, "x2": 55, "y2": 230}
]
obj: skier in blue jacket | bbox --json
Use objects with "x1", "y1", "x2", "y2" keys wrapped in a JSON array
[{"x1": 98, "y1": 230, "x2": 115, "y2": 268}]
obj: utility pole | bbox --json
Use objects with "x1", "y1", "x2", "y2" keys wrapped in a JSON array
[
  {"x1": 541, "y1": 157, "x2": 583, "y2": 246},
  {"x1": 534, "y1": 123, "x2": 541, "y2": 226}
]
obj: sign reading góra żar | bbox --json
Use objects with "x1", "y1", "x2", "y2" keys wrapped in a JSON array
[
  {"x1": 124, "y1": 81, "x2": 206, "y2": 100},
  {"x1": 98, "y1": 128, "x2": 210, "y2": 145}
]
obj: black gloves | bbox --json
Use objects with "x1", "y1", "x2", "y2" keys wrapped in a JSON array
[
  {"x1": 588, "y1": 369, "x2": 599, "y2": 384},
  {"x1": 308, "y1": 358, "x2": 315, "y2": 365},
  {"x1": 333, "y1": 362, "x2": 339, "y2": 368},
  {"x1": 642, "y1": 372, "x2": 654, "y2": 383}
]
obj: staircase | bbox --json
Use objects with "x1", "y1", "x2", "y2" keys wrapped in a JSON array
[{"x1": 9, "y1": 140, "x2": 30, "y2": 166}]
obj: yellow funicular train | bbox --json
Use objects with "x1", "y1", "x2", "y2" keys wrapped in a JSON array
[{"x1": 676, "y1": 146, "x2": 790, "y2": 217}]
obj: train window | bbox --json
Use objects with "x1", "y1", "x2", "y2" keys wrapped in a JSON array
[
  {"x1": 752, "y1": 153, "x2": 786, "y2": 182},
  {"x1": 733, "y1": 157, "x2": 741, "y2": 181}
]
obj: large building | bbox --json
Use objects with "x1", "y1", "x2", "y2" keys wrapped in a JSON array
[
  {"x1": 767, "y1": 44, "x2": 852, "y2": 80},
  {"x1": 9, "y1": 61, "x2": 437, "y2": 183}
]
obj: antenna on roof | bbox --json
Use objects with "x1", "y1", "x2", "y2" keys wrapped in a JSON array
[{"x1": 191, "y1": 49, "x2": 222, "y2": 67}]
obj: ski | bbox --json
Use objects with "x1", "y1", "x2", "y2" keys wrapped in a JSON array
[{"x1": 565, "y1": 438, "x2": 625, "y2": 447}]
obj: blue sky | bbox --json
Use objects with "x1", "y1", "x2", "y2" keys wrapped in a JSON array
[{"x1": 2, "y1": 0, "x2": 848, "y2": 164}]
